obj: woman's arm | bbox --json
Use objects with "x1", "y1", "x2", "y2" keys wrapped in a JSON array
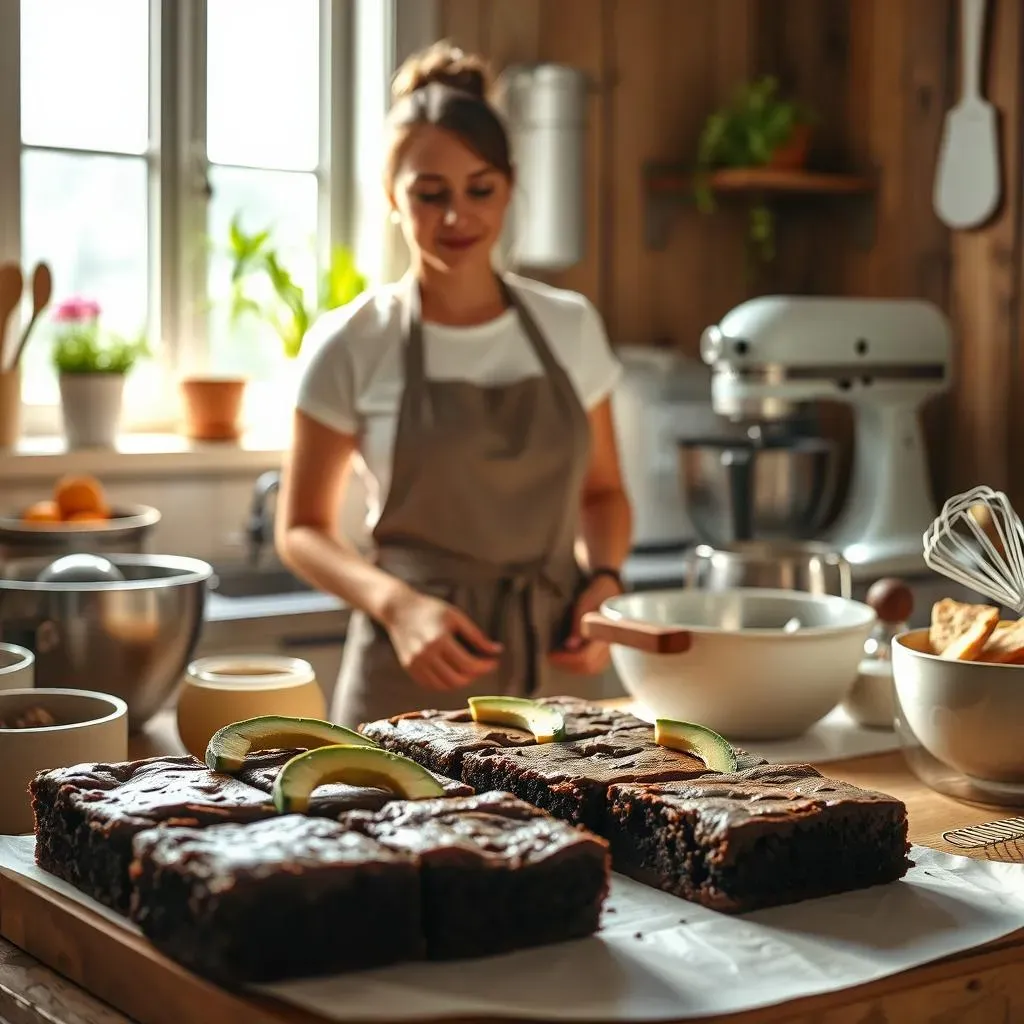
[
  {"x1": 275, "y1": 410, "x2": 413, "y2": 624},
  {"x1": 549, "y1": 398, "x2": 632, "y2": 674},
  {"x1": 576, "y1": 397, "x2": 633, "y2": 573},
  {"x1": 275, "y1": 410, "x2": 501, "y2": 690}
]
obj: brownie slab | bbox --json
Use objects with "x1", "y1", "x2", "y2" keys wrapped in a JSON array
[
  {"x1": 31, "y1": 755, "x2": 275, "y2": 914},
  {"x1": 129, "y1": 815, "x2": 423, "y2": 985},
  {"x1": 460, "y1": 728, "x2": 765, "y2": 832},
  {"x1": 341, "y1": 791, "x2": 610, "y2": 960},
  {"x1": 236, "y1": 747, "x2": 473, "y2": 816},
  {"x1": 606, "y1": 763, "x2": 912, "y2": 913},
  {"x1": 358, "y1": 697, "x2": 648, "y2": 777}
]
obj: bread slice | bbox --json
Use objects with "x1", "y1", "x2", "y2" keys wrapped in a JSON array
[{"x1": 929, "y1": 598, "x2": 1000, "y2": 661}]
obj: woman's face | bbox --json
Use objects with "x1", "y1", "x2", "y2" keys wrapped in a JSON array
[{"x1": 390, "y1": 125, "x2": 511, "y2": 275}]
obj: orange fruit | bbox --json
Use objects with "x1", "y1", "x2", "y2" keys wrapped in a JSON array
[
  {"x1": 53, "y1": 475, "x2": 107, "y2": 519},
  {"x1": 22, "y1": 500, "x2": 62, "y2": 523},
  {"x1": 65, "y1": 509, "x2": 110, "y2": 523}
]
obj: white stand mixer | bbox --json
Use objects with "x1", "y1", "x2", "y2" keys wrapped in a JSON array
[{"x1": 700, "y1": 296, "x2": 953, "y2": 580}]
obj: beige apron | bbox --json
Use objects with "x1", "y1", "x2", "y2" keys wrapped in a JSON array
[{"x1": 331, "y1": 274, "x2": 591, "y2": 728}]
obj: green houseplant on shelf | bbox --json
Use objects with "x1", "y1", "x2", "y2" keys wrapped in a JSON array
[
  {"x1": 694, "y1": 75, "x2": 815, "y2": 264},
  {"x1": 227, "y1": 215, "x2": 368, "y2": 362},
  {"x1": 51, "y1": 297, "x2": 148, "y2": 449},
  {"x1": 179, "y1": 216, "x2": 368, "y2": 442}
]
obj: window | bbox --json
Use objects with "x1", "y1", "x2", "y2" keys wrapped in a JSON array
[{"x1": 0, "y1": 0, "x2": 435, "y2": 437}]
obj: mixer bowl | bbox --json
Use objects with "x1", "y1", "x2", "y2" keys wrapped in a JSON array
[
  {"x1": 684, "y1": 541, "x2": 852, "y2": 598},
  {"x1": 0, "y1": 503, "x2": 161, "y2": 573},
  {"x1": 587, "y1": 588, "x2": 875, "y2": 740},
  {"x1": 892, "y1": 630, "x2": 1024, "y2": 804},
  {"x1": 679, "y1": 437, "x2": 837, "y2": 546},
  {"x1": 0, "y1": 553, "x2": 212, "y2": 732}
]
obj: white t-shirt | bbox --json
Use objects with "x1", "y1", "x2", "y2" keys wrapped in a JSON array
[{"x1": 295, "y1": 272, "x2": 622, "y2": 528}]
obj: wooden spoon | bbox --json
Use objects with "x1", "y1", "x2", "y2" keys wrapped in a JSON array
[
  {"x1": 581, "y1": 612, "x2": 692, "y2": 654},
  {"x1": 9, "y1": 262, "x2": 52, "y2": 370},
  {"x1": 0, "y1": 264, "x2": 24, "y2": 372}
]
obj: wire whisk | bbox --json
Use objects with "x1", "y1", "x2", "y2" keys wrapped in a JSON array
[
  {"x1": 923, "y1": 486, "x2": 1024, "y2": 612},
  {"x1": 943, "y1": 817, "x2": 1024, "y2": 849}
]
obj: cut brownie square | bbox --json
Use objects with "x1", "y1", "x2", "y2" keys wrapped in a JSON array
[
  {"x1": 129, "y1": 815, "x2": 423, "y2": 985},
  {"x1": 358, "y1": 697, "x2": 648, "y2": 777},
  {"x1": 341, "y1": 791, "x2": 609, "y2": 961},
  {"x1": 460, "y1": 727, "x2": 765, "y2": 832},
  {"x1": 606, "y1": 763, "x2": 912, "y2": 913},
  {"x1": 236, "y1": 747, "x2": 473, "y2": 815},
  {"x1": 31, "y1": 755, "x2": 276, "y2": 914}
]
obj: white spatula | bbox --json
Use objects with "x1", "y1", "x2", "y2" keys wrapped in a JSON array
[{"x1": 934, "y1": 0, "x2": 1000, "y2": 229}]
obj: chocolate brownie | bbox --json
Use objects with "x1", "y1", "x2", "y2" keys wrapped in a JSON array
[
  {"x1": 606, "y1": 763, "x2": 912, "y2": 913},
  {"x1": 236, "y1": 747, "x2": 473, "y2": 815},
  {"x1": 31, "y1": 755, "x2": 275, "y2": 913},
  {"x1": 460, "y1": 727, "x2": 765, "y2": 832},
  {"x1": 358, "y1": 697, "x2": 648, "y2": 777},
  {"x1": 341, "y1": 791, "x2": 609, "y2": 960},
  {"x1": 129, "y1": 815, "x2": 423, "y2": 985}
]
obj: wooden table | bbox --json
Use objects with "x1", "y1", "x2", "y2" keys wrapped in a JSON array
[{"x1": 1, "y1": 711, "x2": 1023, "y2": 1024}]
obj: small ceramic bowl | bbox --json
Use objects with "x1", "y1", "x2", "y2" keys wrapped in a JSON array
[
  {"x1": 892, "y1": 630, "x2": 1024, "y2": 803},
  {"x1": 176, "y1": 655, "x2": 325, "y2": 762},
  {"x1": 0, "y1": 643, "x2": 34, "y2": 690},
  {"x1": 0, "y1": 688, "x2": 128, "y2": 834}
]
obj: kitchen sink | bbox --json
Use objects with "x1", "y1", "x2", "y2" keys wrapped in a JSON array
[{"x1": 209, "y1": 565, "x2": 315, "y2": 599}]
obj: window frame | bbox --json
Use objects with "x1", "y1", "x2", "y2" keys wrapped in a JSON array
[{"x1": 0, "y1": 0, "x2": 438, "y2": 440}]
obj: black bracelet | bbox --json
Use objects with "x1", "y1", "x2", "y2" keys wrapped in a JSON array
[{"x1": 589, "y1": 566, "x2": 626, "y2": 592}]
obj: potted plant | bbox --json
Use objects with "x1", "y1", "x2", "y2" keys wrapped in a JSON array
[
  {"x1": 693, "y1": 75, "x2": 816, "y2": 264},
  {"x1": 179, "y1": 216, "x2": 368, "y2": 442},
  {"x1": 51, "y1": 298, "x2": 148, "y2": 449}
]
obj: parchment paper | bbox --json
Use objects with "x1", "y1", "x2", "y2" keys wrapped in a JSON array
[{"x1": 0, "y1": 836, "x2": 1021, "y2": 1021}]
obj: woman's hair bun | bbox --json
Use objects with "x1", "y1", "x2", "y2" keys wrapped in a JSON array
[{"x1": 392, "y1": 41, "x2": 492, "y2": 102}]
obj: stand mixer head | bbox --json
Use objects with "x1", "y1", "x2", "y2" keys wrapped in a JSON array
[{"x1": 700, "y1": 296, "x2": 953, "y2": 580}]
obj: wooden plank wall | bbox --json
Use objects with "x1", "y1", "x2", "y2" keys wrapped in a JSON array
[{"x1": 438, "y1": 0, "x2": 1024, "y2": 508}]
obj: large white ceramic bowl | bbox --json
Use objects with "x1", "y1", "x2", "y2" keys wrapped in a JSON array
[
  {"x1": 586, "y1": 588, "x2": 876, "y2": 740},
  {"x1": 0, "y1": 688, "x2": 128, "y2": 834},
  {"x1": 892, "y1": 630, "x2": 1024, "y2": 789}
]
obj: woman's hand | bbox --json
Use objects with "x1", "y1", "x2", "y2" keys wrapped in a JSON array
[
  {"x1": 383, "y1": 588, "x2": 502, "y2": 691},
  {"x1": 548, "y1": 573, "x2": 624, "y2": 676}
]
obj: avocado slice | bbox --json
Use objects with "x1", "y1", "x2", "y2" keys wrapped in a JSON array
[
  {"x1": 654, "y1": 719, "x2": 738, "y2": 773},
  {"x1": 467, "y1": 696, "x2": 567, "y2": 742},
  {"x1": 205, "y1": 715, "x2": 376, "y2": 774},
  {"x1": 273, "y1": 744, "x2": 447, "y2": 813}
]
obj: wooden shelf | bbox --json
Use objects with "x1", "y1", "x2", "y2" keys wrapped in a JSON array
[{"x1": 643, "y1": 163, "x2": 878, "y2": 249}]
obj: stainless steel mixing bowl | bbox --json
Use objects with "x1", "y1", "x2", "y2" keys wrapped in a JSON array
[
  {"x1": 0, "y1": 553, "x2": 212, "y2": 732},
  {"x1": 679, "y1": 436, "x2": 837, "y2": 546},
  {"x1": 684, "y1": 541, "x2": 852, "y2": 598},
  {"x1": 0, "y1": 504, "x2": 161, "y2": 573}
]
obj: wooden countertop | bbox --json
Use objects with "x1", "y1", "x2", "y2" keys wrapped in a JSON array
[{"x1": 1, "y1": 709, "x2": 1023, "y2": 1024}]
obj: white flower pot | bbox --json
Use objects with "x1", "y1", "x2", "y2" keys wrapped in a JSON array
[{"x1": 58, "y1": 373, "x2": 125, "y2": 449}]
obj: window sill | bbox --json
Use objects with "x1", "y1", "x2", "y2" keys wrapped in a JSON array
[{"x1": 1, "y1": 429, "x2": 288, "y2": 481}]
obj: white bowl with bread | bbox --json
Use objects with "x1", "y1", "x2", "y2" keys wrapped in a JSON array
[{"x1": 892, "y1": 596, "x2": 1024, "y2": 800}]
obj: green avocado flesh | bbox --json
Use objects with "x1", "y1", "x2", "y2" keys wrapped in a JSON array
[
  {"x1": 272, "y1": 744, "x2": 447, "y2": 813},
  {"x1": 205, "y1": 715, "x2": 375, "y2": 773},
  {"x1": 467, "y1": 696, "x2": 566, "y2": 742},
  {"x1": 654, "y1": 718, "x2": 738, "y2": 772}
]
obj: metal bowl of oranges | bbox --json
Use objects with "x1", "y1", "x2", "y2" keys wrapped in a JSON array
[{"x1": 0, "y1": 475, "x2": 161, "y2": 572}]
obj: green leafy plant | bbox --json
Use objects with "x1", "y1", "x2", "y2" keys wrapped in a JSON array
[
  {"x1": 693, "y1": 76, "x2": 815, "y2": 264},
  {"x1": 50, "y1": 298, "x2": 148, "y2": 375},
  {"x1": 227, "y1": 214, "x2": 368, "y2": 360}
]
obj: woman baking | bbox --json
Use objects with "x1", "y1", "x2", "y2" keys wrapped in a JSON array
[{"x1": 276, "y1": 42, "x2": 632, "y2": 728}]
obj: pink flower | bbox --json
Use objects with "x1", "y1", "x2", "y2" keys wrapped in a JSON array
[{"x1": 53, "y1": 297, "x2": 101, "y2": 323}]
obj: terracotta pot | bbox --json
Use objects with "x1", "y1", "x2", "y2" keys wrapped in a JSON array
[
  {"x1": 179, "y1": 377, "x2": 247, "y2": 441},
  {"x1": 0, "y1": 368, "x2": 21, "y2": 450},
  {"x1": 768, "y1": 123, "x2": 812, "y2": 171}
]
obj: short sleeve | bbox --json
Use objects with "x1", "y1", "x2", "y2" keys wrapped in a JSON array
[
  {"x1": 576, "y1": 297, "x2": 622, "y2": 409},
  {"x1": 294, "y1": 311, "x2": 360, "y2": 435}
]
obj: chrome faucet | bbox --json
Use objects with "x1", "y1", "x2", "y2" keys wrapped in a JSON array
[{"x1": 246, "y1": 470, "x2": 281, "y2": 566}]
